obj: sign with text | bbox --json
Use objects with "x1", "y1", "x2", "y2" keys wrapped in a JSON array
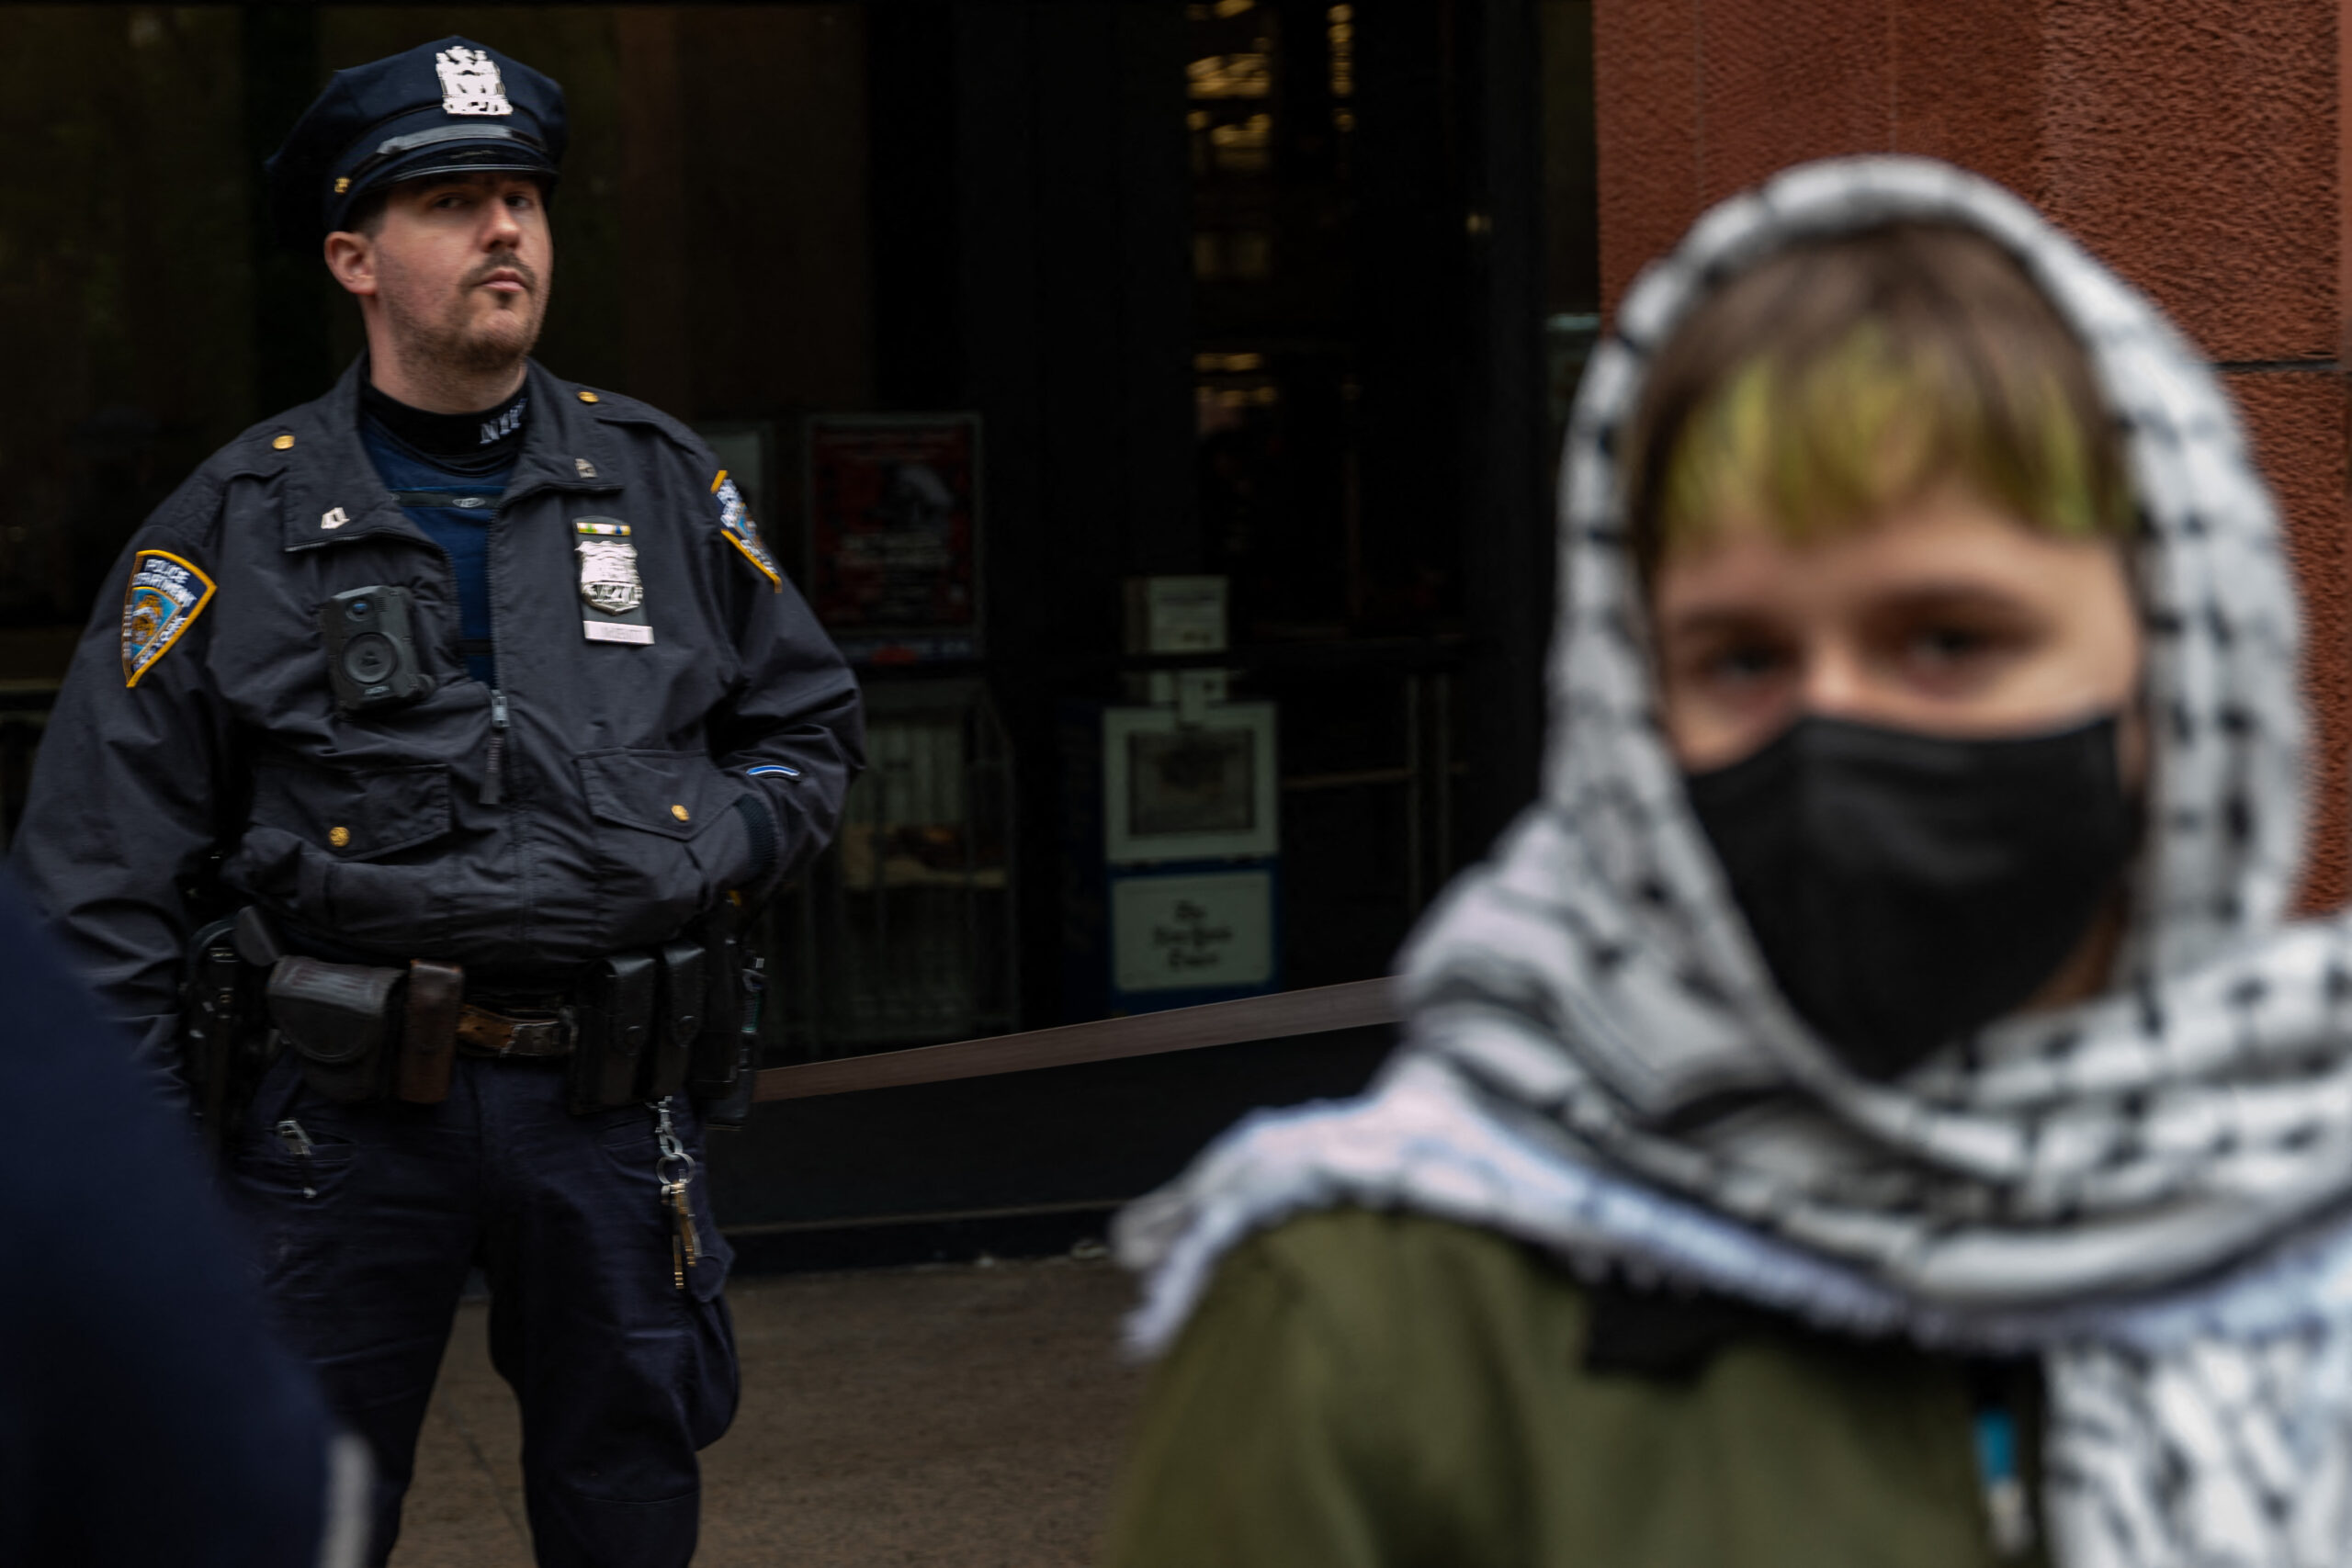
[{"x1": 1112, "y1": 869, "x2": 1275, "y2": 994}]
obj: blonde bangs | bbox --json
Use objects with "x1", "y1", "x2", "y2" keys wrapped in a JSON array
[{"x1": 1627, "y1": 224, "x2": 2134, "y2": 573}]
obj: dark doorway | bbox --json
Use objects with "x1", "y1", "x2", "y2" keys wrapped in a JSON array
[{"x1": 0, "y1": 0, "x2": 1596, "y2": 1225}]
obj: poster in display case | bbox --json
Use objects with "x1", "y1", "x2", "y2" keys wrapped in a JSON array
[
  {"x1": 777, "y1": 678, "x2": 1016, "y2": 1055},
  {"x1": 1059, "y1": 700, "x2": 1283, "y2": 1016},
  {"x1": 804, "y1": 413, "x2": 982, "y2": 666}
]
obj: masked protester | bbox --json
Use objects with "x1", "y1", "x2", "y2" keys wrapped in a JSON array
[{"x1": 1105, "y1": 157, "x2": 2352, "y2": 1568}]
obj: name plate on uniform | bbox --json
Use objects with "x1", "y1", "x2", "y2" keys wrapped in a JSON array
[{"x1": 575, "y1": 517, "x2": 654, "y2": 645}]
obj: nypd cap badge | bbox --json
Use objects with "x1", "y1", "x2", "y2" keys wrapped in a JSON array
[
  {"x1": 575, "y1": 518, "x2": 653, "y2": 645},
  {"x1": 713, "y1": 471, "x2": 783, "y2": 592},
  {"x1": 121, "y1": 550, "x2": 217, "y2": 687},
  {"x1": 435, "y1": 46, "x2": 514, "y2": 117}
]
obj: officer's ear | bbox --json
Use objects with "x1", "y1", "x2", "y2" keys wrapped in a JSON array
[
  {"x1": 323, "y1": 189, "x2": 390, "y2": 298},
  {"x1": 323, "y1": 229, "x2": 379, "y2": 299}
]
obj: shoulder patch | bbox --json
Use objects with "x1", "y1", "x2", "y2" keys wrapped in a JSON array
[
  {"x1": 121, "y1": 550, "x2": 216, "y2": 687},
  {"x1": 713, "y1": 471, "x2": 783, "y2": 592}
]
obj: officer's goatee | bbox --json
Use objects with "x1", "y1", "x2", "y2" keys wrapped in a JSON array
[{"x1": 384, "y1": 254, "x2": 547, "y2": 387}]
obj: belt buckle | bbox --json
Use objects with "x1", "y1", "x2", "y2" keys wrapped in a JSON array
[{"x1": 503, "y1": 1015, "x2": 565, "y2": 1056}]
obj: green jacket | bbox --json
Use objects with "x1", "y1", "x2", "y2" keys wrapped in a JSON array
[{"x1": 1104, "y1": 1209, "x2": 2049, "y2": 1568}]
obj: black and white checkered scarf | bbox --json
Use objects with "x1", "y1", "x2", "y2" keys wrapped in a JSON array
[{"x1": 1121, "y1": 158, "x2": 2352, "y2": 1566}]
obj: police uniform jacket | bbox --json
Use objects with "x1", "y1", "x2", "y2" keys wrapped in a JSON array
[{"x1": 11, "y1": 359, "x2": 864, "y2": 1089}]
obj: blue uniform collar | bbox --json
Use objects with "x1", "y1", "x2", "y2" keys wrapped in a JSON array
[{"x1": 270, "y1": 356, "x2": 620, "y2": 554}]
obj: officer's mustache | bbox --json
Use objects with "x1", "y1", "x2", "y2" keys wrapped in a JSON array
[{"x1": 463, "y1": 255, "x2": 538, "y2": 294}]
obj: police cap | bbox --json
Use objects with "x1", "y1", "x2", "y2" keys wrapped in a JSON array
[{"x1": 266, "y1": 37, "x2": 566, "y2": 247}]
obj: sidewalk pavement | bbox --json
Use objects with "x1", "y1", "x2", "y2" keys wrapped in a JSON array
[{"x1": 388, "y1": 1253, "x2": 1147, "y2": 1567}]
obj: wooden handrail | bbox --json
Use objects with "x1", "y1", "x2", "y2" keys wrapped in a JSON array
[{"x1": 752, "y1": 977, "x2": 1400, "y2": 1102}]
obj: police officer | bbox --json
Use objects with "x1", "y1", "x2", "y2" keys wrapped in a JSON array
[{"x1": 8, "y1": 37, "x2": 861, "y2": 1568}]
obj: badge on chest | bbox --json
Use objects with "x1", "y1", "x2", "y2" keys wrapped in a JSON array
[{"x1": 575, "y1": 518, "x2": 654, "y2": 645}]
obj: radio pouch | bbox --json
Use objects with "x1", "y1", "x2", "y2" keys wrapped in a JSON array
[
  {"x1": 397, "y1": 959, "x2": 463, "y2": 1104},
  {"x1": 700, "y1": 1040, "x2": 756, "y2": 1132},
  {"x1": 687, "y1": 915, "x2": 744, "y2": 1101},
  {"x1": 700, "y1": 957, "x2": 765, "y2": 1133},
  {"x1": 267, "y1": 956, "x2": 404, "y2": 1104},
  {"x1": 643, "y1": 940, "x2": 703, "y2": 1100},
  {"x1": 571, "y1": 953, "x2": 657, "y2": 1112},
  {"x1": 184, "y1": 916, "x2": 253, "y2": 1152}
]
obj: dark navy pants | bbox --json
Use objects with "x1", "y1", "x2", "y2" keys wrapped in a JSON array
[{"x1": 231, "y1": 1053, "x2": 739, "y2": 1567}]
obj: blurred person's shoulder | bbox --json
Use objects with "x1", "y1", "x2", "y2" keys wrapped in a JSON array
[
  {"x1": 1206, "y1": 1206, "x2": 1585, "y2": 1367},
  {"x1": 1153, "y1": 1206, "x2": 2040, "y2": 1568}
]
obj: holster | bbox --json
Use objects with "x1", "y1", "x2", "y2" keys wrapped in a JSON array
[
  {"x1": 569, "y1": 953, "x2": 657, "y2": 1112},
  {"x1": 267, "y1": 956, "x2": 404, "y2": 1104},
  {"x1": 184, "y1": 915, "x2": 263, "y2": 1155}
]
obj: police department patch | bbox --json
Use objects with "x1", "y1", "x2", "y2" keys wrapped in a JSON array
[
  {"x1": 713, "y1": 471, "x2": 783, "y2": 592},
  {"x1": 120, "y1": 550, "x2": 216, "y2": 688}
]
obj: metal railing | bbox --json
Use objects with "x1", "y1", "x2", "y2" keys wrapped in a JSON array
[{"x1": 753, "y1": 976, "x2": 1398, "y2": 1100}]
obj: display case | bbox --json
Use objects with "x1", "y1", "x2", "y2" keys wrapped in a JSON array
[
  {"x1": 1060, "y1": 696, "x2": 1283, "y2": 1019},
  {"x1": 770, "y1": 677, "x2": 1016, "y2": 1059}
]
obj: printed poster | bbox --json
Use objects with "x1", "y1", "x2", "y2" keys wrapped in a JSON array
[{"x1": 805, "y1": 414, "x2": 981, "y2": 665}]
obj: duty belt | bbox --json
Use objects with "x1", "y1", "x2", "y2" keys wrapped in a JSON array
[{"x1": 253, "y1": 911, "x2": 752, "y2": 1113}]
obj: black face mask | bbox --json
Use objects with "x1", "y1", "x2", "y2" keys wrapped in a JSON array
[{"x1": 1683, "y1": 713, "x2": 2136, "y2": 1080}]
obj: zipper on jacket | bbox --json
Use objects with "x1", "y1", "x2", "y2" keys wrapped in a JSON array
[{"x1": 481, "y1": 687, "x2": 509, "y2": 806}]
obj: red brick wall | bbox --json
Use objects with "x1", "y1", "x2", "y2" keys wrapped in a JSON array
[{"x1": 1594, "y1": 0, "x2": 2352, "y2": 908}]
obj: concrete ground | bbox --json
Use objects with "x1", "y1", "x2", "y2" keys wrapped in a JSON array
[{"x1": 387, "y1": 1254, "x2": 1148, "y2": 1567}]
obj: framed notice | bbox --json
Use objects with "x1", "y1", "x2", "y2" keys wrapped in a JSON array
[
  {"x1": 1102, "y1": 702, "x2": 1280, "y2": 864},
  {"x1": 805, "y1": 413, "x2": 982, "y2": 665}
]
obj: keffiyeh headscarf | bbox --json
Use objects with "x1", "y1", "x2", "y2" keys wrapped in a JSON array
[{"x1": 1119, "y1": 157, "x2": 2352, "y2": 1568}]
